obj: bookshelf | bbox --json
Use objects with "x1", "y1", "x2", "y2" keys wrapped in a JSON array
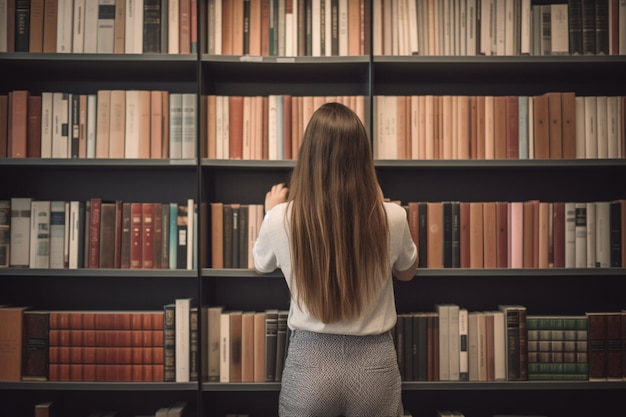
[{"x1": 2, "y1": 1, "x2": 626, "y2": 417}]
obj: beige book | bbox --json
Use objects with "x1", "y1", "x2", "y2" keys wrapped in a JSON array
[
  {"x1": 150, "y1": 91, "x2": 164, "y2": 158},
  {"x1": 108, "y1": 90, "x2": 126, "y2": 158},
  {"x1": 96, "y1": 90, "x2": 111, "y2": 158}
]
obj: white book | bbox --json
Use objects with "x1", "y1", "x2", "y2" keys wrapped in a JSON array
[
  {"x1": 575, "y1": 96, "x2": 586, "y2": 158},
  {"x1": 0, "y1": 0, "x2": 7, "y2": 52},
  {"x1": 520, "y1": 0, "x2": 531, "y2": 54},
  {"x1": 285, "y1": 0, "x2": 294, "y2": 56},
  {"x1": 586, "y1": 202, "x2": 596, "y2": 268},
  {"x1": 382, "y1": 96, "x2": 398, "y2": 159},
  {"x1": 220, "y1": 312, "x2": 231, "y2": 382},
  {"x1": 125, "y1": 0, "x2": 144, "y2": 53},
  {"x1": 268, "y1": 95, "x2": 278, "y2": 160},
  {"x1": 492, "y1": 310, "x2": 506, "y2": 380},
  {"x1": 57, "y1": 0, "x2": 74, "y2": 52},
  {"x1": 169, "y1": 93, "x2": 183, "y2": 159},
  {"x1": 168, "y1": 0, "x2": 179, "y2": 54},
  {"x1": 466, "y1": 0, "x2": 477, "y2": 56},
  {"x1": 63, "y1": 202, "x2": 70, "y2": 268},
  {"x1": 595, "y1": 201, "x2": 610, "y2": 267},
  {"x1": 214, "y1": 0, "x2": 222, "y2": 55},
  {"x1": 30, "y1": 200, "x2": 51, "y2": 269},
  {"x1": 311, "y1": 0, "x2": 321, "y2": 56},
  {"x1": 41, "y1": 92, "x2": 54, "y2": 158},
  {"x1": 83, "y1": 0, "x2": 99, "y2": 53},
  {"x1": 584, "y1": 96, "x2": 597, "y2": 159},
  {"x1": 596, "y1": 96, "x2": 608, "y2": 158},
  {"x1": 10, "y1": 198, "x2": 32, "y2": 267},
  {"x1": 97, "y1": 0, "x2": 116, "y2": 53},
  {"x1": 574, "y1": 202, "x2": 587, "y2": 268},
  {"x1": 73, "y1": 0, "x2": 86, "y2": 53},
  {"x1": 175, "y1": 298, "x2": 191, "y2": 382},
  {"x1": 338, "y1": 0, "x2": 348, "y2": 56},
  {"x1": 607, "y1": 96, "x2": 619, "y2": 158},
  {"x1": 528, "y1": 96, "x2": 534, "y2": 158},
  {"x1": 68, "y1": 201, "x2": 83, "y2": 269},
  {"x1": 550, "y1": 3, "x2": 568, "y2": 55},
  {"x1": 186, "y1": 198, "x2": 194, "y2": 270},
  {"x1": 458, "y1": 307, "x2": 469, "y2": 381},
  {"x1": 49, "y1": 201, "x2": 66, "y2": 269},
  {"x1": 52, "y1": 93, "x2": 69, "y2": 158},
  {"x1": 182, "y1": 93, "x2": 197, "y2": 159},
  {"x1": 86, "y1": 94, "x2": 97, "y2": 158},
  {"x1": 565, "y1": 202, "x2": 577, "y2": 268}
]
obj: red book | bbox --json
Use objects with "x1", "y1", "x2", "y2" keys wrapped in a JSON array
[
  {"x1": 587, "y1": 312, "x2": 608, "y2": 381},
  {"x1": 130, "y1": 203, "x2": 143, "y2": 269},
  {"x1": 142, "y1": 203, "x2": 155, "y2": 269},
  {"x1": 496, "y1": 202, "x2": 509, "y2": 268},
  {"x1": 553, "y1": 202, "x2": 566, "y2": 268},
  {"x1": 607, "y1": 312, "x2": 623, "y2": 380},
  {"x1": 283, "y1": 95, "x2": 292, "y2": 160},
  {"x1": 229, "y1": 96, "x2": 244, "y2": 159},
  {"x1": 88, "y1": 198, "x2": 103, "y2": 269},
  {"x1": 27, "y1": 95, "x2": 42, "y2": 157},
  {"x1": 8, "y1": 90, "x2": 29, "y2": 158},
  {"x1": 505, "y1": 96, "x2": 519, "y2": 159}
]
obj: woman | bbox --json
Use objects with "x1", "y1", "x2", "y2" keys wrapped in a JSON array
[{"x1": 253, "y1": 102, "x2": 418, "y2": 417}]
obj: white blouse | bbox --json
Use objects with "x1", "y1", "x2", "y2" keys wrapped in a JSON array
[{"x1": 253, "y1": 201, "x2": 417, "y2": 336}]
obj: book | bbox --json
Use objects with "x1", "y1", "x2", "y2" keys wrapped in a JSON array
[
  {"x1": 29, "y1": 200, "x2": 51, "y2": 269},
  {"x1": 163, "y1": 303, "x2": 176, "y2": 382},
  {"x1": 207, "y1": 306, "x2": 223, "y2": 381},
  {"x1": 0, "y1": 306, "x2": 29, "y2": 381},
  {"x1": 21, "y1": 310, "x2": 50, "y2": 381},
  {"x1": 175, "y1": 298, "x2": 191, "y2": 382},
  {"x1": 0, "y1": 200, "x2": 9, "y2": 267},
  {"x1": 9, "y1": 198, "x2": 31, "y2": 267}
]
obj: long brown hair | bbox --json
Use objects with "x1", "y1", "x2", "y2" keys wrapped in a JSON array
[{"x1": 288, "y1": 102, "x2": 389, "y2": 323}]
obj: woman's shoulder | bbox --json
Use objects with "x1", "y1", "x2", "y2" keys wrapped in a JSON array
[{"x1": 383, "y1": 201, "x2": 407, "y2": 219}]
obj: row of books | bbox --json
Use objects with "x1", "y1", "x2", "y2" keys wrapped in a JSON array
[
  {"x1": 0, "y1": 299, "x2": 197, "y2": 383},
  {"x1": 205, "y1": 95, "x2": 367, "y2": 160},
  {"x1": 207, "y1": 0, "x2": 370, "y2": 56},
  {"x1": 375, "y1": 0, "x2": 626, "y2": 57},
  {"x1": 209, "y1": 202, "x2": 264, "y2": 269},
  {"x1": 0, "y1": 90, "x2": 196, "y2": 160},
  {"x1": 205, "y1": 307, "x2": 289, "y2": 383},
  {"x1": 0, "y1": 197, "x2": 196, "y2": 270},
  {"x1": 405, "y1": 200, "x2": 626, "y2": 270},
  {"x1": 394, "y1": 305, "x2": 626, "y2": 382},
  {"x1": 3, "y1": 0, "x2": 197, "y2": 54},
  {"x1": 373, "y1": 94, "x2": 625, "y2": 161}
]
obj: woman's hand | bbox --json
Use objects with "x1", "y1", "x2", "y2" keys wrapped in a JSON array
[{"x1": 265, "y1": 183, "x2": 289, "y2": 213}]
